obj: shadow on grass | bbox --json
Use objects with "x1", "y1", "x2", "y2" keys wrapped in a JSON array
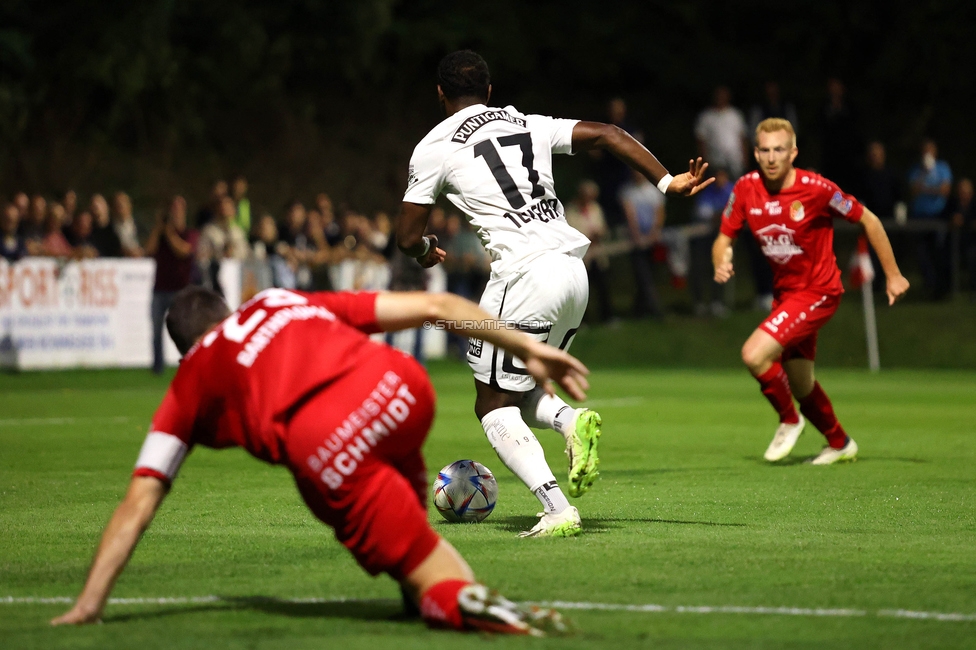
[
  {"x1": 751, "y1": 455, "x2": 928, "y2": 466},
  {"x1": 107, "y1": 596, "x2": 407, "y2": 624},
  {"x1": 489, "y1": 516, "x2": 745, "y2": 535},
  {"x1": 749, "y1": 455, "x2": 817, "y2": 466}
]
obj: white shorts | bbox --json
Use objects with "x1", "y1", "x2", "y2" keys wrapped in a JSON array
[{"x1": 467, "y1": 252, "x2": 588, "y2": 392}]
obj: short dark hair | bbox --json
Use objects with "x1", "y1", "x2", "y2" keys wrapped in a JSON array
[
  {"x1": 165, "y1": 286, "x2": 230, "y2": 355},
  {"x1": 437, "y1": 50, "x2": 490, "y2": 101}
]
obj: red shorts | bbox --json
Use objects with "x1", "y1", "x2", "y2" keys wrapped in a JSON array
[
  {"x1": 284, "y1": 345, "x2": 439, "y2": 580},
  {"x1": 760, "y1": 290, "x2": 840, "y2": 361}
]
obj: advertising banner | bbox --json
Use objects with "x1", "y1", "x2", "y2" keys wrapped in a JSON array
[{"x1": 0, "y1": 258, "x2": 241, "y2": 370}]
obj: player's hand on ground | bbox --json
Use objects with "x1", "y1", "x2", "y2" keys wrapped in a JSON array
[
  {"x1": 419, "y1": 234, "x2": 446, "y2": 268},
  {"x1": 667, "y1": 158, "x2": 715, "y2": 197},
  {"x1": 886, "y1": 274, "x2": 910, "y2": 305},
  {"x1": 51, "y1": 604, "x2": 101, "y2": 626},
  {"x1": 522, "y1": 341, "x2": 590, "y2": 401}
]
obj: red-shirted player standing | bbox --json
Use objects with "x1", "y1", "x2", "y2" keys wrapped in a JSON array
[
  {"x1": 712, "y1": 118, "x2": 909, "y2": 465},
  {"x1": 51, "y1": 286, "x2": 590, "y2": 636}
]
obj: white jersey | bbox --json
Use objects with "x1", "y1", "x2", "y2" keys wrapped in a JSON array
[{"x1": 403, "y1": 103, "x2": 590, "y2": 276}]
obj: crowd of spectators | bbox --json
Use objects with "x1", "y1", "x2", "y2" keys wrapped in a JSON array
[
  {"x1": 0, "y1": 178, "x2": 492, "y2": 370},
  {"x1": 0, "y1": 181, "x2": 492, "y2": 294},
  {"x1": 2, "y1": 82, "x2": 973, "y2": 356}
]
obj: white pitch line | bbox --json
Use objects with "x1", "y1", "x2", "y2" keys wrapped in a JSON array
[
  {"x1": 0, "y1": 416, "x2": 131, "y2": 427},
  {"x1": 4, "y1": 596, "x2": 975, "y2": 622},
  {"x1": 542, "y1": 601, "x2": 867, "y2": 617},
  {"x1": 878, "y1": 609, "x2": 976, "y2": 622}
]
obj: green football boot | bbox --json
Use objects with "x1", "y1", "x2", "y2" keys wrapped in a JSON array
[{"x1": 566, "y1": 409, "x2": 602, "y2": 498}]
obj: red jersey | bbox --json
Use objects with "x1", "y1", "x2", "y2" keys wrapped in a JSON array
[
  {"x1": 720, "y1": 169, "x2": 864, "y2": 295},
  {"x1": 133, "y1": 289, "x2": 384, "y2": 482}
]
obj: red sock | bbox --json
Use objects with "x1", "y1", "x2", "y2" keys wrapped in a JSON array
[
  {"x1": 799, "y1": 382, "x2": 848, "y2": 449},
  {"x1": 420, "y1": 579, "x2": 472, "y2": 630},
  {"x1": 755, "y1": 362, "x2": 799, "y2": 424}
]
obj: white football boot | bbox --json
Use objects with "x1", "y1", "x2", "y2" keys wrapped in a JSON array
[
  {"x1": 810, "y1": 437, "x2": 859, "y2": 465},
  {"x1": 763, "y1": 415, "x2": 806, "y2": 461},
  {"x1": 518, "y1": 506, "x2": 582, "y2": 538}
]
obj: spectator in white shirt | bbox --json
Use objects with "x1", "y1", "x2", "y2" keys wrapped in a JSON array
[
  {"x1": 112, "y1": 192, "x2": 144, "y2": 257},
  {"x1": 695, "y1": 86, "x2": 750, "y2": 179},
  {"x1": 198, "y1": 195, "x2": 248, "y2": 295}
]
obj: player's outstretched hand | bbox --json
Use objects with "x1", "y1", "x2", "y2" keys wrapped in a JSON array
[
  {"x1": 886, "y1": 274, "x2": 910, "y2": 305},
  {"x1": 51, "y1": 604, "x2": 101, "y2": 626},
  {"x1": 667, "y1": 157, "x2": 715, "y2": 197},
  {"x1": 522, "y1": 340, "x2": 590, "y2": 401},
  {"x1": 419, "y1": 234, "x2": 447, "y2": 268}
]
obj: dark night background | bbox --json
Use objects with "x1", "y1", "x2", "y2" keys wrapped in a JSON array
[{"x1": 0, "y1": 0, "x2": 972, "y2": 216}]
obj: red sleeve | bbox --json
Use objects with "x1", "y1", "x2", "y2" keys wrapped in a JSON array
[
  {"x1": 132, "y1": 370, "x2": 198, "y2": 484},
  {"x1": 133, "y1": 467, "x2": 172, "y2": 482},
  {"x1": 719, "y1": 181, "x2": 747, "y2": 238},
  {"x1": 303, "y1": 291, "x2": 381, "y2": 334},
  {"x1": 823, "y1": 179, "x2": 864, "y2": 223},
  {"x1": 147, "y1": 382, "x2": 196, "y2": 445}
]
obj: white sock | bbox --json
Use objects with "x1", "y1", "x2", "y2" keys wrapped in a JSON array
[
  {"x1": 481, "y1": 406, "x2": 570, "y2": 514},
  {"x1": 521, "y1": 387, "x2": 577, "y2": 439}
]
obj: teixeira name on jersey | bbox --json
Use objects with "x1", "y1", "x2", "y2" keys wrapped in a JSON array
[{"x1": 503, "y1": 198, "x2": 562, "y2": 228}]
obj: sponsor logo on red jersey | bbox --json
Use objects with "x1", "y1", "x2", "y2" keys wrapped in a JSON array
[
  {"x1": 829, "y1": 191, "x2": 853, "y2": 215},
  {"x1": 790, "y1": 200, "x2": 805, "y2": 222},
  {"x1": 756, "y1": 224, "x2": 804, "y2": 264}
]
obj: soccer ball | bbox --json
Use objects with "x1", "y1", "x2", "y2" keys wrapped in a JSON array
[{"x1": 432, "y1": 460, "x2": 498, "y2": 523}]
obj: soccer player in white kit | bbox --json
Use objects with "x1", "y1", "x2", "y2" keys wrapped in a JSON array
[{"x1": 398, "y1": 51, "x2": 712, "y2": 537}]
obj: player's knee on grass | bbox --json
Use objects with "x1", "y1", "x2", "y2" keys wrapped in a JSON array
[{"x1": 290, "y1": 463, "x2": 440, "y2": 582}]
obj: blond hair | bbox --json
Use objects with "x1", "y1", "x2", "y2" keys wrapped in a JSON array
[{"x1": 755, "y1": 118, "x2": 796, "y2": 147}]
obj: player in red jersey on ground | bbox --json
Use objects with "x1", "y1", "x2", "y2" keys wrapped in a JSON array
[
  {"x1": 51, "y1": 286, "x2": 590, "y2": 635},
  {"x1": 712, "y1": 118, "x2": 910, "y2": 465}
]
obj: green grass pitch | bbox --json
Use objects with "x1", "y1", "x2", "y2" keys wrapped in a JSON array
[{"x1": 1, "y1": 364, "x2": 974, "y2": 649}]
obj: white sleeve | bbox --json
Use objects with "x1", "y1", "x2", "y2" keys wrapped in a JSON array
[
  {"x1": 402, "y1": 141, "x2": 447, "y2": 205},
  {"x1": 548, "y1": 116, "x2": 579, "y2": 155},
  {"x1": 134, "y1": 431, "x2": 189, "y2": 481},
  {"x1": 526, "y1": 113, "x2": 579, "y2": 155}
]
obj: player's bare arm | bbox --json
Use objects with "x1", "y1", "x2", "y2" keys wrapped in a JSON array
[
  {"x1": 859, "y1": 207, "x2": 910, "y2": 305},
  {"x1": 712, "y1": 233, "x2": 735, "y2": 283},
  {"x1": 396, "y1": 202, "x2": 447, "y2": 268},
  {"x1": 571, "y1": 121, "x2": 713, "y2": 197},
  {"x1": 374, "y1": 291, "x2": 589, "y2": 400},
  {"x1": 51, "y1": 476, "x2": 168, "y2": 626}
]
